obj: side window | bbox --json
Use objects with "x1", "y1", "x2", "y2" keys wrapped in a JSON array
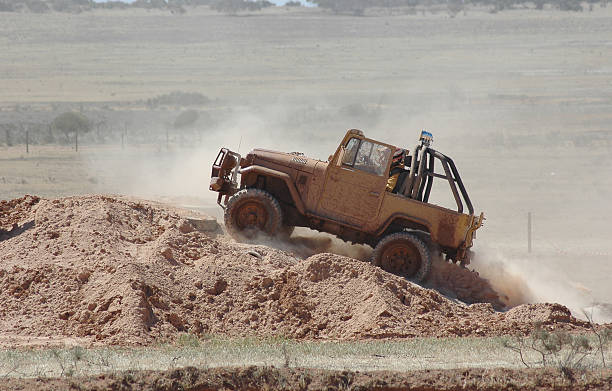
[
  {"x1": 354, "y1": 140, "x2": 374, "y2": 171},
  {"x1": 355, "y1": 141, "x2": 391, "y2": 175},
  {"x1": 341, "y1": 138, "x2": 391, "y2": 176},
  {"x1": 371, "y1": 144, "x2": 392, "y2": 175},
  {"x1": 342, "y1": 138, "x2": 360, "y2": 166}
]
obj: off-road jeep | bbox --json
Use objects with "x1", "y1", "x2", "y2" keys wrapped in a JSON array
[{"x1": 210, "y1": 129, "x2": 484, "y2": 281}]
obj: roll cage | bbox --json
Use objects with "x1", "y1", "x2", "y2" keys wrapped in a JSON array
[{"x1": 397, "y1": 143, "x2": 474, "y2": 215}]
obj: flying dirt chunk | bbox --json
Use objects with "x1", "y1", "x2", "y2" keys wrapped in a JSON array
[
  {"x1": 0, "y1": 195, "x2": 40, "y2": 240},
  {"x1": 210, "y1": 129, "x2": 484, "y2": 284}
]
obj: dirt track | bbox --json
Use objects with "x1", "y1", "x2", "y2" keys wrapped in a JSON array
[
  {"x1": 3, "y1": 366, "x2": 612, "y2": 391},
  {"x1": 0, "y1": 195, "x2": 597, "y2": 348}
]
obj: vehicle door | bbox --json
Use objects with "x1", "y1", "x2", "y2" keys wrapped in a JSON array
[{"x1": 318, "y1": 137, "x2": 392, "y2": 226}]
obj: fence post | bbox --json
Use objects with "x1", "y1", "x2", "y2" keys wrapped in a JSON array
[
  {"x1": 527, "y1": 212, "x2": 532, "y2": 253},
  {"x1": 75, "y1": 129, "x2": 78, "y2": 152},
  {"x1": 26, "y1": 130, "x2": 29, "y2": 153}
]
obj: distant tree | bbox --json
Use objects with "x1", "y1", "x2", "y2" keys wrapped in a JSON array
[
  {"x1": 174, "y1": 110, "x2": 199, "y2": 128},
  {"x1": 447, "y1": 0, "x2": 463, "y2": 17},
  {"x1": 1, "y1": 124, "x2": 17, "y2": 146},
  {"x1": 558, "y1": 0, "x2": 583, "y2": 10},
  {"x1": 132, "y1": 0, "x2": 169, "y2": 9},
  {"x1": 310, "y1": 0, "x2": 369, "y2": 15},
  {"x1": 170, "y1": 0, "x2": 215, "y2": 5},
  {"x1": 93, "y1": 0, "x2": 129, "y2": 9},
  {"x1": 25, "y1": 0, "x2": 50, "y2": 13},
  {"x1": 146, "y1": 91, "x2": 210, "y2": 108},
  {"x1": 0, "y1": 1, "x2": 16, "y2": 12},
  {"x1": 51, "y1": 112, "x2": 91, "y2": 142},
  {"x1": 169, "y1": 3, "x2": 187, "y2": 13},
  {"x1": 211, "y1": 0, "x2": 274, "y2": 14},
  {"x1": 285, "y1": 1, "x2": 302, "y2": 6}
]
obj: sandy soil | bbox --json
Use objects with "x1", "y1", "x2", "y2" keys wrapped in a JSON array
[
  {"x1": 0, "y1": 194, "x2": 597, "y2": 348},
  {"x1": 2, "y1": 366, "x2": 611, "y2": 391}
]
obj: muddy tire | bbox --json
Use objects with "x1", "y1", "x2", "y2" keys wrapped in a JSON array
[
  {"x1": 371, "y1": 232, "x2": 431, "y2": 282},
  {"x1": 224, "y1": 188, "x2": 282, "y2": 240}
]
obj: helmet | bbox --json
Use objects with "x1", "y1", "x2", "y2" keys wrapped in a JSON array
[{"x1": 392, "y1": 148, "x2": 405, "y2": 165}]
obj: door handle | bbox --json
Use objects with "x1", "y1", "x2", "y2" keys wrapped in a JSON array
[{"x1": 369, "y1": 191, "x2": 380, "y2": 197}]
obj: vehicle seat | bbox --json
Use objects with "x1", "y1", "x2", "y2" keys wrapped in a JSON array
[{"x1": 392, "y1": 170, "x2": 410, "y2": 194}]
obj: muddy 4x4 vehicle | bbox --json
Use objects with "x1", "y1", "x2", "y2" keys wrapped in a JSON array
[{"x1": 210, "y1": 129, "x2": 484, "y2": 282}]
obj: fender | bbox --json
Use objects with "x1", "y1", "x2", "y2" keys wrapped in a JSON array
[
  {"x1": 239, "y1": 165, "x2": 306, "y2": 215},
  {"x1": 375, "y1": 213, "x2": 433, "y2": 239}
]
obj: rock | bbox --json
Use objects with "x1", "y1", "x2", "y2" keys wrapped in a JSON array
[
  {"x1": 186, "y1": 216, "x2": 220, "y2": 232},
  {"x1": 161, "y1": 247, "x2": 174, "y2": 261}
]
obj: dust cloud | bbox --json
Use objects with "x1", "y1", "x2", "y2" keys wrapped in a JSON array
[
  {"x1": 471, "y1": 246, "x2": 612, "y2": 323},
  {"x1": 79, "y1": 104, "x2": 344, "y2": 205},
  {"x1": 250, "y1": 227, "x2": 373, "y2": 261}
]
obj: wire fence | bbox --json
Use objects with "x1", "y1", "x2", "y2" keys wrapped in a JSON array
[{"x1": 1, "y1": 125, "x2": 212, "y2": 154}]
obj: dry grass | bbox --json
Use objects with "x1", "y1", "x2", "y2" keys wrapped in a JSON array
[
  {"x1": 1, "y1": 334, "x2": 609, "y2": 378},
  {"x1": 0, "y1": 335, "x2": 543, "y2": 378}
]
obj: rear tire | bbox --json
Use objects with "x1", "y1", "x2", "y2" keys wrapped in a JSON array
[
  {"x1": 224, "y1": 188, "x2": 283, "y2": 240},
  {"x1": 370, "y1": 232, "x2": 431, "y2": 282}
]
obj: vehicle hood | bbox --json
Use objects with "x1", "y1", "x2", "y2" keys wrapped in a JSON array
[{"x1": 249, "y1": 148, "x2": 322, "y2": 174}]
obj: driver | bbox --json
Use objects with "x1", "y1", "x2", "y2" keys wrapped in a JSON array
[{"x1": 386, "y1": 148, "x2": 406, "y2": 192}]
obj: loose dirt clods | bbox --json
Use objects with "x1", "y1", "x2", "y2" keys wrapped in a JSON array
[{"x1": 0, "y1": 195, "x2": 593, "y2": 347}]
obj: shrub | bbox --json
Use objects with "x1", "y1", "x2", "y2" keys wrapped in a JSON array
[
  {"x1": 51, "y1": 112, "x2": 91, "y2": 140},
  {"x1": 503, "y1": 324, "x2": 612, "y2": 377}
]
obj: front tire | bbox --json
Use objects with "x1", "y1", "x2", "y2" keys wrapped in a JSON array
[
  {"x1": 224, "y1": 188, "x2": 282, "y2": 240},
  {"x1": 370, "y1": 232, "x2": 431, "y2": 282}
]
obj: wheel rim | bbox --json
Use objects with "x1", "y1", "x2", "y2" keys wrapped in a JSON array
[
  {"x1": 380, "y1": 241, "x2": 422, "y2": 277},
  {"x1": 234, "y1": 200, "x2": 268, "y2": 235}
]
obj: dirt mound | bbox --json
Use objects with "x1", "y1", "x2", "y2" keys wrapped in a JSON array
[
  {"x1": 264, "y1": 230, "x2": 508, "y2": 310},
  {"x1": 0, "y1": 195, "x2": 593, "y2": 347}
]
